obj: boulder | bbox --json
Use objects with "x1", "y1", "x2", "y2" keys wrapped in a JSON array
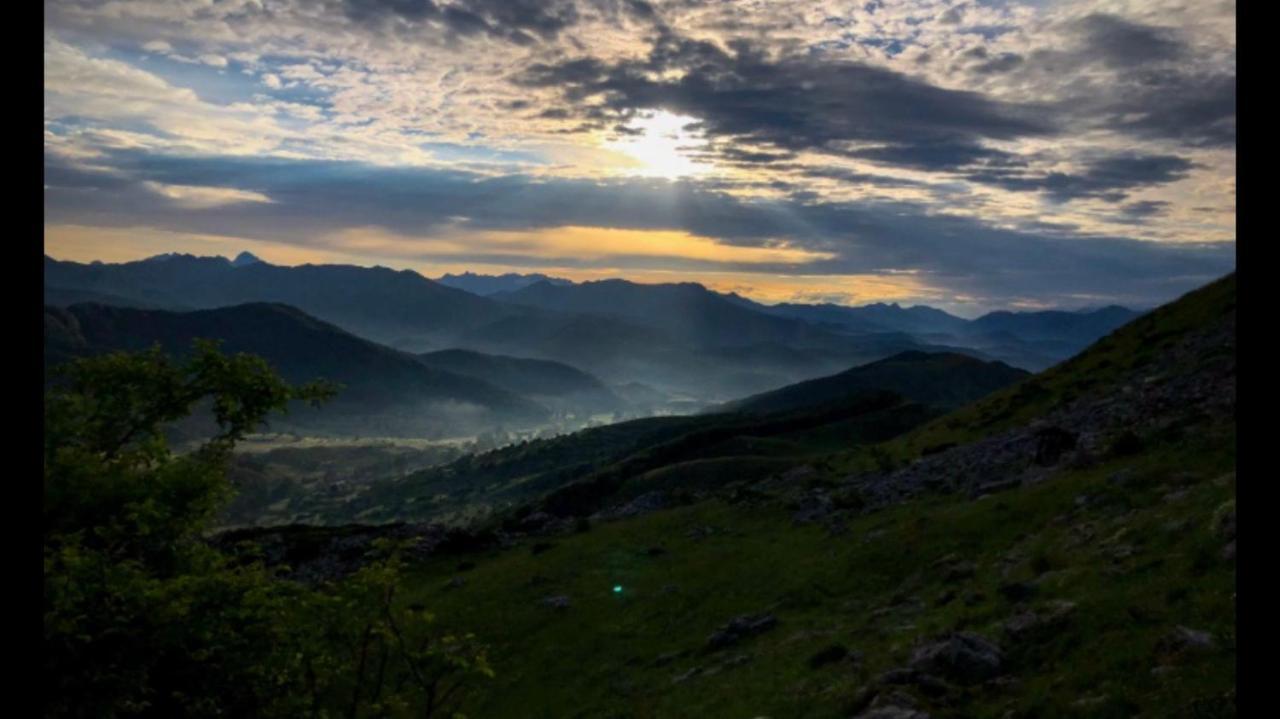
[
  {"x1": 1033, "y1": 426, "x2": 1078, "y2": 466},
  {"x1": 540, "y1": 594, "x2": 572, "y2": 610},
  {"x1": 706, "y1": 613, "x2": 778, "y2": 651},
  {"x1": 1002, "y1": 600, "x2": 1077, "y2": 642},
  {"x1": 1156, "y1": 626, "x2": 1217, "y2": 661},
  {"x1": 909, "y1": 632, "x2": 1004, "y2": 686},
  {"x1": 853, "y1": 707, "x2": 931, "y2": 719}
]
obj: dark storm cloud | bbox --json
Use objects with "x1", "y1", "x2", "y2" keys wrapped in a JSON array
[
  {"x1": 958, "y1": 46, "x2": 1024, "y2": 74},
  {"x1": 517, "y1": 29, "x2": 1051, "y2": 168},
  {"x1": 45, "y1": 150, "x2": 1233, "y2": 307},
  {"x1": 1070, "y1": 13, "x2": 1187, "y2": 68},
  {"x1": 343, "y1": 0, "x2": 582, "y2": 44},
  {"x1": 1100, "y1": 71, "x2": 1236, "y2": 148},
  {"x1": 849, "y1": 140, "x2": 1024, "y2": 173},
  {"x1": 999, "y1": 13, "x2": 1234, "y2": 148},
  {"x1": 962, "y1": 153, "x2": 1196, "y2": 202},
  {"x1": 1115, "y1": 200, "x2": 1171, "y2": 224}
]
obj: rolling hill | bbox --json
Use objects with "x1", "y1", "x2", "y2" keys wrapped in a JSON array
[
  {"x1": 44, "y1": 302, "x2": 549, "y2": 438},
  {"x1": 496, "y1": 278, "x2": 863, "y2": 348},
  {"x1": 416, "y1": 349, "x2": 623, "y2": 417},
  {"x1": 720, "y1": 351, "x2": 1030, "y2": 416}
]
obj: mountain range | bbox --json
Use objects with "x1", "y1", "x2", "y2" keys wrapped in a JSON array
[
  {"x1": 436, "y1": 271, "x2": 573, "y2": 296},
  {"x1": 45, "y1": 254, "x2": 1144, "y2": 418},
  {"x1": 45, "y1": 302, "x2": 551, "y2": 438}
]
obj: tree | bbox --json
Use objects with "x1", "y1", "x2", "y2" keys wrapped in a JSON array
[{"x1": 44, "y1": 342, "x2": 491, "y2": 718}]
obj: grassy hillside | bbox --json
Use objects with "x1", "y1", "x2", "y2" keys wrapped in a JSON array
[
  {"x1": 214, "y1": 272, "x2": 1235, "y2": 717},
  {"x1": 846, "y1": 273, "x2": 1235, "y2": 470},
  {"x1": 721, "y1": 351, "x2": 1028, "y2": 416},
  {"x1": 233, "y1": 393, "x2": 936, "y2": 526},
  {"x1": 396, "y1": 422, "x2": 1235, "y2": 718}
]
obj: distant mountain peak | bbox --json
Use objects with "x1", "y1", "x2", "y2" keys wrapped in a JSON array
[
  {"x1": 141, "y1": 252, "x2": 187, "y2": 263},
  {"x1": 437, "y1": 271, "x2": 572, "y2": 296},
  {"x1": 232, "y1": 251, "x2": 264, "y2": 267}
]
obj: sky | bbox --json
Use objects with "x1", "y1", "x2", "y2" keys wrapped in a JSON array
[{"x1": 44, "y1": 0, "x2": 1235, "y2": 314}]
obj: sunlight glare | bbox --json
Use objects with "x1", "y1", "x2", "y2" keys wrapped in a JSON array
[{"x1": 605, "y1": 110, "x2": 709, "y2": 179}]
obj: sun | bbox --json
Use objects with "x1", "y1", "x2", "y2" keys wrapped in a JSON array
[{"x1": 605, "y1": 110, "x2": 709, "y2": 179}]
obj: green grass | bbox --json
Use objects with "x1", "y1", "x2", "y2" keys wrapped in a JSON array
[
  {"x1": 833, "y1": 273, "x2": 1235, "y2": 474},
  {"x1": 396, "y1": 424, "x2": 1235, "y2": 718}
]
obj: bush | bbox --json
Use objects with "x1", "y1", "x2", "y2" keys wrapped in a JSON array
[{"x1": 44, "y1": 342, "x2": 491, "y2": 717}]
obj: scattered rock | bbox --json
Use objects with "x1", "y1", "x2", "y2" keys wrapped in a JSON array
[
  {"x1": 1107, "y1": 469, "x2": 1135, "y2": 487},
  {"x1": 1072, "y1": 695, "x2": 1111, "y2": 710},
  {"x1": 779, "y1": 464, "x2": 818, "y2": 483},
  {"x1": 792, "y1": 491, "x2": 836, "y2": 524},
  {"x1": 877, "y1": 668, "x2": 950, "y2": 698},
  {"x1": 1156, "y1": 626, "x2": 1217, "y2": 662},
  {"x1": 514, "y1": 511, "x2": 557, "y2": 533},
  {"x1": 540, "y1": 594, "x2": 572, "y2": 610},
  {"x1": 973, "y1": 478, "x2": 1021, "y2": 498},
  {"x1": 671, "y1": 666, "x2": 702, "y2": 685},
  {"x1": 943, "y1": 562, "x2": 976, "y2": 583},
  {"x1": 909, "y1": 632, "x2": 1004, "y2": 686},
  {"x1": 855, "y1": 690, "x2": 932, "y2": 719},
  {"x1": 1221, "y1": 540, "x2": 1236, "y2": 561},
  {"x1": 706, "y1": 613, "x2": 778, "y2": 651},
  {"x1": 854, "y1": 705, "x2": 932, "y2": 719},
  {"x1": 686, "y1": 525, "x2": 717, "y2": 540},
  {"x1": 1033, "y1": 426, "x2": 1078, "y2": 466},
  {"x1": 1213, "y1": 501, "x2": 1236, "y2": 541},
  {"x1": 1109, "y1": 544, "x2": 1135, "y2": 562},
  {"x1": 1002, "y1": 600, "x2": 1076, "y2": 642},
  {"x1": 443, "y1": 576, "x2": 466, "y2": 590},
  {"x1": 653, "y1": 650, "x2": 690, "y2": 667},
  {"x1": 598, "y1": 491, "x2": 669, "y2": 520}
]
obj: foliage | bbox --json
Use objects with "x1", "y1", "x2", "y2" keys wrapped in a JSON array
[{"x1": 44, "y1": 342, "x2": 490, "y2": 718}]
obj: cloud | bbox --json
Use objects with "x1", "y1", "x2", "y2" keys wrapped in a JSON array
[
  {"x1": 518, "y1": 28, "x2": 1051, "y2": 168},
  {"x1": 1070, "y1": 13, "x2": 1187, "y2": 68},
  {"x1": 342, "y1": 0, "x2": 583, "y2": 45},
  {"x1": 142, "y1": 181, "x2": 274, "y2": 208},
  {"x1": 962, "y1": 153, "x2": 1196, "y2": 202},
  {"x1": 44, "y1": 149, "x2": 1234, "y2": 309},
  {"x1": 41, "y1": 0, "x2": 1236, "y2": 309}
]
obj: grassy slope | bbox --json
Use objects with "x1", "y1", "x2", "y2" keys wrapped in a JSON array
[
  {"x1": 343, "y1": 393, "x2": 935, "y2": 524},
  {"x1": 721, "y1": 351, "x2": 1029, "y2": 416},
  {"x1": 401, "y1": 427, "x2": 1234, "y2": 718},
  {"x1": 383, "y1": 273, "x2": 1236, "y2": 717},
  {"x1": 839, "y1": 273, "x2": 1236, "y2": 469}
]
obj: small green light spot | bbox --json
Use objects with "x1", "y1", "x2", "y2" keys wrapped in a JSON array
[{"x1": 613, "y1": 585, "x2": 623, "y2": 594}]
